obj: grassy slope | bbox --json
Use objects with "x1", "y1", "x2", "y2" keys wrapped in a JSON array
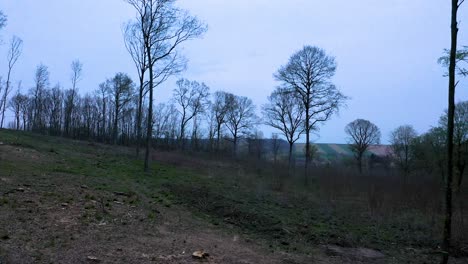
[{"x1": 0, "y1": 129, "x2": 465, "y2": 263}]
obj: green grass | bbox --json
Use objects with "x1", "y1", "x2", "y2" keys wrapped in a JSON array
[{"x1": 0, "y1": 129, "x2": 452, "y2": 259}]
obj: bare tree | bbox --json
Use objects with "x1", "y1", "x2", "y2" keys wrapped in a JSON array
[
  {"x1": 441, "y1": 1, "x2": 465, "y2": 262},
  {"x1": 275, "y1": 46, "x2": 347, "y2": 182},
  {"x1": 49, "y1": 84, "x2": 63, "y2": 135},
  {"x1": 173, "y1": 78, "x2": 209, "y2": 149},
  {"x1": 270, "y1": 133, "x2": 281, "y2": 164},
  {"x1": 126, "y1": 0, "x2": 207, "y2": 172},
  {"x1": 64, "y1": 60, "x2": 83, "y2": 136},
  {"x1": 345, "y1": 119, "x2": 381, "y2": 173},
  {"x1": 1, "y1": 36, "x2": 23, "y2": 128},
  {"x1": 390, "y1": 125, "x2": 418, "y2": 178},
  {"x1": 123, "y1": 22, "x2": 148, "y2": 156},
  {"x1": 0, "y1": 11, "x2": 6, "y2": 29},
  {"x1": 31, "y1": 64, "x2": 50, "y2": 131},
  {"x1": 263, "y1": 87, "x2": 304, "y2": 166},
  {"x1": 0, "y1": 11, "x2": 6, "y2": 42},
  {"x1": 8, "y1": 83, "x2": 27, "y2": 130},
  {"x1": 225, "y1": 94, "x2": 257, "y2": 157},
  {"x1": 211, "y1": 91, "x2": 230, "y2": 152},
  {"x1": 96, "y1": 82, "x2": 110, "y2": 142},
  {"x1": 108, "y1": 73, "x2": 134, "y2": 145}
]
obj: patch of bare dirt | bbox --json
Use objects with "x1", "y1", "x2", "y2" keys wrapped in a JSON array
[{"x1": 0, "y1": 170, "x2": 322, "y2": 263}]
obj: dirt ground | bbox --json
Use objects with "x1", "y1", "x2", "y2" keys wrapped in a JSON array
[{"x1": 0, "y1": 142, "x2": 466, "y2": 264}]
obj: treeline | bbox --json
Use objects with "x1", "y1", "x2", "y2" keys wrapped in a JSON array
[{"x1": 5, "y1": 64, "x2": 258, "y2": 152}]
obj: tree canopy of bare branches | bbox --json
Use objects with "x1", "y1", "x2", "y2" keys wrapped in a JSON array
[
  {"x1": 275, "y1": 45, "x2": 347, "y2": 181},
  {"x1": 225, "y1": 94, "x2": 257, "y2": 157},
  {"x1": 345, "y1": 119, "x2": 381, "y2": 173},
  {"x1": 1, "y1": 36, "x2": 23, "y2": 128},
  {"x1": 126, "y1": 0, "x2": 207, "y2": 171},
  {"x1": 173, "y1": 78, "x2": 210, "y2": 148},
  {"x1": 263, "y1": 87, "x2": 304, "y2": 165},
  {"x1": 390, "y1": 125, "x2": 418, "y2": 176}
]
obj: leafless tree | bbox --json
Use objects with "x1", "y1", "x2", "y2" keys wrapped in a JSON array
[
  {"x1": 64, "y1": 60, "x2": 83, "y2": 136},
  {"x1": 123, "y1": 22, "x2": 148, "y2": 156},
  {"x1": 275, "y1": 46, "x2": 347, "y2": 182},
  {"x1": 390, "y1": 125, "x2": 418, "y2": 178},
  {"x1": 108, "y1": 73, "x2": 134, "y2": 145},
  {"x1": 31, "y1": 64, "x2": 50, "y2": 131},
  {"x1": 225, "y1": 94, "x2": 257, "y2": 157},
  {"x1": 210, "y1": 91, "x2": 230, "y2": 152},
  {"x1": 271, "y1": 133, "x2": 281, "y2": 164},
  {"x1": 49, "y1": 84, "x2": 63, "y2": 135},
  {"x1": 0, "y1": 11, "x2": 6, "y2": 43},
  {"x1": 8, "y1": 83, "x2": 27, "y2": 130},
  {"x1": 0, "y1": 11, "x2": 6, "y2": 29},
  {"x1": 125, "y1": 0, "x2": 207, "y2": 171},
  {"x1": 441, "y1": 1, "x2": 465, "y2": 262},
  {"x1": 173, "y1": 78, "x2": 209, "y2": 149},
  {"x1": 345, "y1": 119, "x2": 381, "y2": 173},
  {"x1": 263, "y1": 87, "x2": 304, "y2": 166},
  {"x1": 247, "y1": 130, "x2": 264, "y2": 160},
  {"x1": 96, "y1": 82, "x2": 109, "y2": 142},
  {"x1": 1, "y1": 36, "x2": 23, "y2": 128}
]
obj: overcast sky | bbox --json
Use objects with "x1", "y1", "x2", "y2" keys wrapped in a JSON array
[{"x1": 0, "y1": 0, "x2": 467, "y2": 143}]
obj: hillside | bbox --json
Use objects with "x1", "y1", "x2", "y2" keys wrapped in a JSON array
[{"x1": 0, "y1": 130, "x2": 466, "y2": 263}]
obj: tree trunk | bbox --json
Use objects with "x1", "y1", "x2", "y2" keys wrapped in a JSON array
[
  {"x1": 304, "y1": 96, "x2": 310, "y2": 185},
  {"x1": 216, "y1": 124, "x2": 222, "y2": 152},
  {"x1": 144, "y1": 46, "x2": 153, "y2": 172},
  {"x1": 1, "y1": 69, "x2": 12, "y2": 128},
  {"x1": 358, "y1": 154, "x2": 363, "y2": 174},
  {"x1": 136, "y1": 78, "x2": 144, "y2": 157},
  {"x1": 288, "y1": 142, "x2": 293, "y2": 168},
  {"x1": 441, "y1": 1, "x2": 459, "y2": 263}
]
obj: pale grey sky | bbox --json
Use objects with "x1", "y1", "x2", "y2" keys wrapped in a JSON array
[{"x1": 0, "y1": 0, "x2": 467, "y2": 143}]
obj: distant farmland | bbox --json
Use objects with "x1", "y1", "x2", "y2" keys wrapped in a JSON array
[{"x1": 293, "y1": 143, "x2": 392, "y2": 163}]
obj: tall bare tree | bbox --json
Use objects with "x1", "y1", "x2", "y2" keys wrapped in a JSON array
[
  {"x1": 225, "y1": 94, "x2": 257, "y2": 157},
  {"x1": 8, "y1": 84, "x2": 27, "y2": 130},
  {"x1": 31, "y1": 64, "x2": 50, "y2": 131},
  {"x1": 173, "y1": 78, "x2": 209, "y2": 149},
  {"x1": 211, "y1": 91, "x2": 230, "y2": 152},
  {"x1": 49, "y1": 84, "x2": 63, "y2": 135},
  {"x1": 1, "y1": 36, "x2": 23, "y2": 128},
  {"x1": 345, "y1": 119, "x2": 381, "y2": 173},
  {"x1": 441, "y1": 1, "x2": 465, "y2": 263},
  {"x1": 64, "y1": 60, "x2": 83, "y2": 137},
  {"x1": 126, "y1": 0, "x2": 206, "y2": 171},
  {"x1": 123, "y1": 22, "x2": 148, "y2": 156},
  {"x1": 108, "y1": 73, "x2": 134, "y2": 145},
  {"x1": 96, "y1": 82, "x2": 109, "y2": 142},
  {"x1": 390, "y1": 125, "x2": 418, "y2": 178},
  {"x1": 275, "y1": 46, "x2": 347, "y2": 182},
  {"x1": 263, "y1": 87, "x2": 304, "y2": 166}
]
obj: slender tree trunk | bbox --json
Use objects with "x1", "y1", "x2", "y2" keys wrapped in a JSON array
[
  {"x1": 144, "y1": 47, "x2": 153, "y2": 172},
  {"x1": 1, "y1": 70, "x2": 12, "y2": 128},
  {"x1": 233, "y1": 131, "x2": 237, "y2": 158},
  {"x1": 136, "y1": 75, "x2": 144, "y2": 157},
  {"x1": 288, "y1": 142, "x2": 293, "y2": 168},
  {"x1": 15, "y1": 110, "x2": 20, "y2": 130},
  {"x1": 216, "y1": 124, "x2": 221, "y2": 152},
  {"x1": 304, "y1": 95, "x2": 310, "y2": 185},
  {"x1": 441, "y1": 1, "x2": 459, "y2": 263},
  {"x1": 358, "y1": 154, "x2": 363, "y2": 174}
]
